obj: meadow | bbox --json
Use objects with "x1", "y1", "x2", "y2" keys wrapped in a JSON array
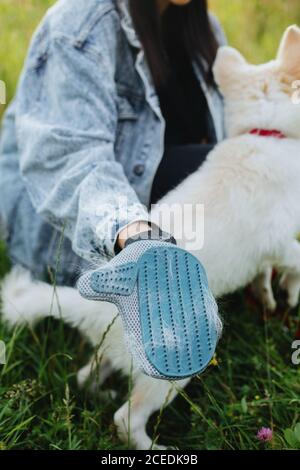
[{"x1": 0, "y1": 0, "x2": 300, "y2": 450}]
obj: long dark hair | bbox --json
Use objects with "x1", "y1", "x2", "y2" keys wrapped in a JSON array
[{"x1": 129, "y1": 0, "x2": 219, "y2": 88}]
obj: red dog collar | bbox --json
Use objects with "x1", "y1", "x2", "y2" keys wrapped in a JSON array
[{"x1": 250, "y1": 129, "x2": 286, "y2": 139}]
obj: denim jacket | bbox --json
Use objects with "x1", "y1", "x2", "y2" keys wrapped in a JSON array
[{"x1": 0, "y1": 0, "x2": 226, "y2": 279}]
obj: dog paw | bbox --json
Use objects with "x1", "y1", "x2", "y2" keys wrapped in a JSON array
[
  {"x1": 280, "y1": 272, "x2": 300, "y2": 309},
  {"x1": 77, "y1": 363, "x2": 92, "y2": 389},
  {"x1": 251, "y1": 273, "x2": 277, "y2": 312}
]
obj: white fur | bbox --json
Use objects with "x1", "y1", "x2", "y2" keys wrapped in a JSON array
[{"x1": 2, "y1": 26, "x2": 300, "y2": 449}]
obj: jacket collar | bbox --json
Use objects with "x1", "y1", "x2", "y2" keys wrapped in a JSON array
[{"x1": 116, "y1": 0, "x2": 142, "y2": 49}]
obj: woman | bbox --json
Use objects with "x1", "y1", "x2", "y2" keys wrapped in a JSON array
[{"x1": 0, "y1": 0, "x2": 226, "y2": 286}]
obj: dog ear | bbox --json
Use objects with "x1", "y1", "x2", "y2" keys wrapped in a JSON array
[
  {"x1": 213, "y1": 46, "x2": 247, "y2": 89},
  {"x1": 277, "y1": 25, "x2": 300, "y2": 77}
]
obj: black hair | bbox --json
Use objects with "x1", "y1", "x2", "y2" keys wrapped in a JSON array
[{"x1": 129, "y1": 0, "x2": 219, "y2": 88}]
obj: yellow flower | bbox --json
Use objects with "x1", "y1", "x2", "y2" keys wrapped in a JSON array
[{"x1": 210, "y1": 355, "x2": 219, "y2": 367}]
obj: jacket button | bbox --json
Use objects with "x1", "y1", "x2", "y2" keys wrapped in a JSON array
[{"x1": 133, "y1": 164, "x2": 145, "y2": 176}]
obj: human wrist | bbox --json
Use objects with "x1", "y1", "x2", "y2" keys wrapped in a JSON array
[
  {"x1": 117, "y1": 221, "x2": 151, "y2": 251},
  {"x1": 124, "y1": 227, "x2": 177, "y2": 249}
]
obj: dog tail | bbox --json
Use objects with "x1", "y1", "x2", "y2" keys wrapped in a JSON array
[
  {"x1": 0, "y1": 265, "x2": 117, "y2": 344},
  {"x1": 1, "y1": 266, "x2": 54, "y2": 327},
  {"x1": 0, "y1": 265, "x2": 94, "y2": 328}
]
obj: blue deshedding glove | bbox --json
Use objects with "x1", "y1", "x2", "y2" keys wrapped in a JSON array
[{"x1": 77, "y1": 239, "x2": 221, "y2": 380}]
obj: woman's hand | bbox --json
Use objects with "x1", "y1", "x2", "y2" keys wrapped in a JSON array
[{"x1": 77, "y1": 236, "x2": 221, "y2": 380}]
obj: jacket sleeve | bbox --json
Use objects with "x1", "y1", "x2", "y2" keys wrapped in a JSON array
[{"x1": 15, "y1": 12, "x2": 149, "y2": 263}]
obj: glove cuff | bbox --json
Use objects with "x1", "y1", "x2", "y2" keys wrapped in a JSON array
[{"x1": 124, "y1": 227, "x2": 177, "y2": 249}]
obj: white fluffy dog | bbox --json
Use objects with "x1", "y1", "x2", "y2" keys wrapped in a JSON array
[{"x1": 2, "y1": 25, "x2": 300, "y2": 450}]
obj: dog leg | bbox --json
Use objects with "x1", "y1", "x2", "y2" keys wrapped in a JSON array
[
  {"x1": 1, "y1": 265, "x2": 118, "y2": 337},
  {"x1": 251, "y1": 267, "x2": 277, "y2": 311},
  {"x1": 77, "y1": 354, "x2": 114, "y2": 392},
  {"x1": 114, "y1": 374, "x2": 190, "y2": 450},
  {"x1": 278, "y1": 240, "x2": 300, "y2": 308}
]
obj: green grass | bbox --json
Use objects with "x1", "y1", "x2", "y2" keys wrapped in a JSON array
[
  {"x1": 0, "y1": 264, "x2": 300, "y2": 450},
  {"x1": 211, "y1": 0, "x2": 300, "y2": 64},
  {"x1": 1, "y1": 0, "x2": 300, "y2": 451}
]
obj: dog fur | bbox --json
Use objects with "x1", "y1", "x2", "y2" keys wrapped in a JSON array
[{"x1": 1, "y1": 26, "x2": 300, "y2": 449}]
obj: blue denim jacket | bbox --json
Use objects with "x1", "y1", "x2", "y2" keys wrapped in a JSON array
[{"x1": 0, "y1": 0, "x2": 226, "y2": 280}]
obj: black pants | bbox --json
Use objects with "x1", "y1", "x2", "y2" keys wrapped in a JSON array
[{"x1": 150, "y1": 144, "x2": 215, "y2": 205}]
